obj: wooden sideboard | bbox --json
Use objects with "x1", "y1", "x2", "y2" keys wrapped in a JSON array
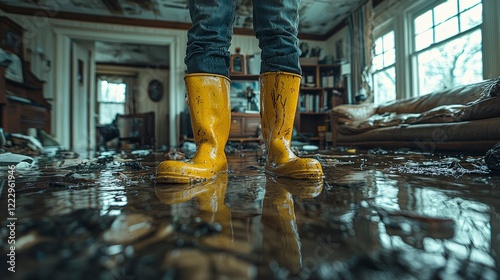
[
  {"x1": 0, "y1": 16, "x2": 51, "y2": 135},
  {"x1": 181, "y1": 112, "x2": 261, "y2": 145},
  {"x1": 0, "y1": 65, "x2": 51, "y2": 135},
  {"x1": 230, "y1": 113, "x2": 260, "y2": 139}
]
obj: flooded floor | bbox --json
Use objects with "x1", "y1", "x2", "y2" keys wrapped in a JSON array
[{"x1": 1, "y1": 147, "x2": 500, "y2": 279}]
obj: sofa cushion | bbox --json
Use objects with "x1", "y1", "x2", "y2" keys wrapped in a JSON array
[
  {"x1": 331, "y1": 103, "x2": 377, "y2": 122},
  {"x1": 336, "y1": 117, "x2": 500, "y2": 143},
  {"x1": 338, "y1": 112, "x2": 421, "y2": 135},
  {"x1": 377, "y1": 78, "x2": 500, "y2": 114},
  {"x1": 337, "y1": 95, "x2": 500, "y2": 135},
  {"x1": 459, "y1": 96, "x2": 500, "y2": 121}
]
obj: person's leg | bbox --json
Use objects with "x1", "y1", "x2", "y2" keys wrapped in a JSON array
[
  {"x1": 253, "y1": 0, "x2": 323, "y2": 180},
  {"x1": 252, "y1": 0, "x2": 302, "y2": 75},
  {"x1": 185, "y1": 0, "x2": 236, "y2": 77},
  {"x1": 156, "y1": 0, "x2": 236, "y2": 183}
]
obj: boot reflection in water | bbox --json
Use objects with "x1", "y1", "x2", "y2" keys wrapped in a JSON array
[
  {"x1": 261, "y1": 176, "x2": 323, "y2": 275},
  {"x1": 157, "y1": 173, "x2": 255, "y2": 279},
  {"x1": 155, "y1": 172, "x2": 233, "y2": 248}
]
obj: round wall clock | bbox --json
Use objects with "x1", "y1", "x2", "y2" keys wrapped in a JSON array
[{"x1": 148, "y1": 79, "x2": 164, "y2": 102}]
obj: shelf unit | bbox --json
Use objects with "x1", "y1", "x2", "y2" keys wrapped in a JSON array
[
  {"x1": 296, "y1": 64, "x2": 346, "y2": 145},
  {"x1": 227, "y1": 69, "x2": 346, "y2": 147}
]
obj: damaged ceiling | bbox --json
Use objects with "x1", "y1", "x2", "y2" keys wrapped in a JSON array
[
  {"x1": 94, "y1": 41, "x2": 169, "y2": 67},
  {"x1": 0, "y1": 0, "x2": 366, "y2": 66},
  {"x1": 0, "y1": 0, "x2": 364, "y2": 38}
]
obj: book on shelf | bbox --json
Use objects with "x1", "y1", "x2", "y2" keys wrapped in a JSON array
[{"x1": 300, "y1": 94, "x2": 321, "y2": 112}]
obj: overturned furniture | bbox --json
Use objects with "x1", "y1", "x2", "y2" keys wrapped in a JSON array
[{"x1": 330, "y1": 78, "x2": 500, "y2": 153}]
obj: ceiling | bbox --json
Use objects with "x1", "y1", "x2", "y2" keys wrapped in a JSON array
[
  {"x1": 0, "y1": 0, "x2": 365, "y2": 38},
  {"x1": 0, "y1": 0, "x2": 367, "y2": 66},
  {"x1": 94, "y1": 41, "x2": 169, "y2": 67}
]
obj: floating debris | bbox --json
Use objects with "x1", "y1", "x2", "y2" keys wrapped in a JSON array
[
  {"x1": 386, "y1": 161, "x2": 489, "y2": 178},
  {"x1": 485, "y1": 142, "x2": 500, "y2": 171}
]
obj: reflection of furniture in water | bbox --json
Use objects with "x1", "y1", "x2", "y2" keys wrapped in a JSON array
[{"x1": 115, "y1": 112, "x2": 155, "y2": 148}]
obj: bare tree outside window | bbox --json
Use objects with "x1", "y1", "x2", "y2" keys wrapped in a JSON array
[
  {"x1": 413, "y1": 0, "x2": 483, "y2": 95},
  {"x1": 372, "y1": 30, "x2": 396, "y2": 105}
]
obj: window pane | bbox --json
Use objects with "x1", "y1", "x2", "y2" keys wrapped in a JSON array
[
  {"x1": 415, "y1": 29, "x2": 433, "y2": 51},
  {"x1": 459, "y1": 0, "x2": 481, "y2": 12},
  {"x1": 372, "y1": 55, "x2": 384, "y2": 71},
  {"x1": 416, "y1": 29, "x2": 482, "y2": 95},
  {"x1": 384, "y1": 49, "x2": 396, "y2": 66},
  {"x1": 383, "y1": 32, "x2": 395, "y2": 51},
  {"x1": 99, "y1": 103, "x2": 125, "y2": 124},
  {"x1": 435, "y1": 17, "x2": 459, "y2": 42},
  {"x1": 374, "y1": 37, "x2": 383, "y2": 55},
  {"x1": 99, "y1": 81, "x2": 126, "y2": 103},
  {"x1": 415, "y1": 10, "x2": 433, "y2": 35},
  {"x1": 373, "y1": 67, "x2": 396, "y2": 105},
  {"x1": 433, "y1": 0, "x2": 458, "y2": 25},
  {"x1": 460, "y1": 4, "x2": 482, "y2": 31}
]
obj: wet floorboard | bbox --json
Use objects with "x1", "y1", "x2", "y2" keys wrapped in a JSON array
[{"x1": 1, "y1": 149, "x2": 499, "y2": 279}]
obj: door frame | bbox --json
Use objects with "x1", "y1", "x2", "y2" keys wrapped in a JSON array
[{"x1": 53, "y1": 22, "x2": 177, "y2": 153}]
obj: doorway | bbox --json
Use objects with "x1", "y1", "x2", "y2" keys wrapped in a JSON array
[{"x1": 53, "y1": 24, "x2": 178, "y2": 157}]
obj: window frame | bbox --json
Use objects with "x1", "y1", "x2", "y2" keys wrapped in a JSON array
[
  {"x1": 408, "y1": 0, "x2": 483, "y2": 95},
  {"x1": 97, "y1": 78, "x2": 127, "y2": 125},
  {"x1": 371, "y1": 19, "x2": 397, "y2": 105}
]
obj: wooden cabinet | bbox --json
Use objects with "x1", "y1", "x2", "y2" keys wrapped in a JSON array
[
  {"x1": 230, "y1": 113, "x2": 260, "y2": 139},
  {"x1": 229, "y1": 74, "x2": 261, "y2": 144},
  {"x1": 0, "y1": 17, "x2": 51, "y2": 135},
  {"x1": 296, "y1": 64, "x2": 345, "y2": 144}
]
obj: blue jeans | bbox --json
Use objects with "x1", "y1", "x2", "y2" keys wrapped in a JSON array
[{"x1": 185, "y1": 0, "x2": 301, "y2": 77}]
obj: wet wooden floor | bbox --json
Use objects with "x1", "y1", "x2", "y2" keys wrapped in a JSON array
[{"x1": 1, "y1": 148, "x2": 499, "y2": 279}]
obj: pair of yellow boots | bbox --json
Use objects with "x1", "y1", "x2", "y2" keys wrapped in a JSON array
[{"x1": 156, "y1": 72, "x2": 323, "y2": 183}]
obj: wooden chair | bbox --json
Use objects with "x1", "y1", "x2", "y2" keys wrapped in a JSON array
[{"x1": 115, "y1": 112, "x2": 155, "y2": 149}]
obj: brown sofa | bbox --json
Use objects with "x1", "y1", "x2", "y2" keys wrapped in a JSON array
[{"x1": 330, "y1": 78, "x2": 500, "y2": 153}]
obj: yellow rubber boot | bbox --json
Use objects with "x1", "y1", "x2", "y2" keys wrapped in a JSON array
[
  {"x1": 260, "y1": 72, "x2": 324, "y2": 180},
  {"x1": 156, "y1": 74, "x2": 231, "y2": 183}
]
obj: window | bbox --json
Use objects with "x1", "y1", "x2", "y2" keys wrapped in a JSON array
[
  {"x1": 97, "y1": 78, "x2": 126, "y2": 124},
  {"x1": 412, "y1": 0, "x2": 482, "y2": 95},
  {"x1": 372, "y1": 30, "x2": 396, "y2": 105}
]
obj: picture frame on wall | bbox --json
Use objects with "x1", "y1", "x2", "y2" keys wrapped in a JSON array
[
  {"x1": 335, "y1": 39, "x2": 344, "y2": 62},
  {"x1": 230, "y1": 53, "x2": 245, "y2": 75}
]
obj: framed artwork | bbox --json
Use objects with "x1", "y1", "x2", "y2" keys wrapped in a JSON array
[
  {"x1": 78, "y1": 59, "x2": 84, "y2": 85},
  {"x1": 335, "y1": 39, "x2": 344, "y2": 62},
  {"x1": 148, "y1": 79, "x2": 164, "y2": 102},
  {"x1": 230, "y1": 53, "x2": 245, "y2": 75}
]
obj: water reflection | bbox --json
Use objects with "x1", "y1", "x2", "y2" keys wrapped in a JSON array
[
  {"x1": 156, "y1": 173, "x2": 255, "y2": 279},
  {"x1": 261, "y1": 176, "x2": 323, "y2": 276},
  {"x1": 1, "y1": 151, "x2": 499, "y2": 279}
]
